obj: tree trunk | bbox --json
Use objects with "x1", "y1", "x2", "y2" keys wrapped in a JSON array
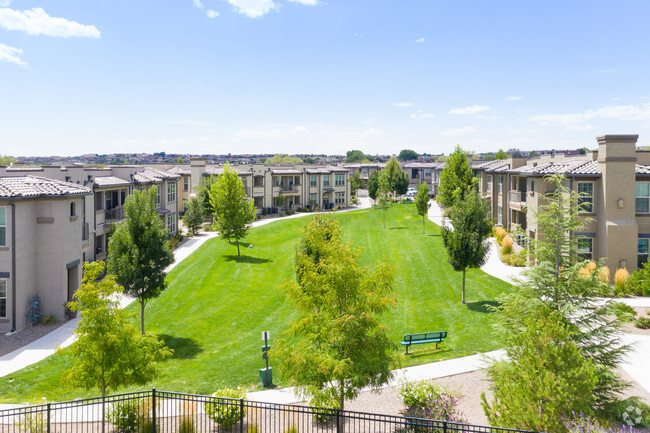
[
  {"x1": 237, "y1": 239, "x2": 241, "y2": 256},
  {"x1": 140, "y1": 300, "x2": 145, "y2": 335},
  {"x1": 422, "y1": 214, "x2": 425, "y2": 235},
  {"x1": 102, "y1": 370, "x2": 106, "y2": 397},
  {"x1": 339, "y1": 381, "x2": 345, "y2": 412},
  {"x1": 462, "y1": 269, "x2": 466, "y2": 304},
  {"x1": 383, "y1": 208, "x2": 386, "y2": 228}
]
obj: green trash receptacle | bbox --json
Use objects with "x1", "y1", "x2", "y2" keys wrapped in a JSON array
[{"x1": 259, "y1": 367, "x2": 272, "y2": 387}]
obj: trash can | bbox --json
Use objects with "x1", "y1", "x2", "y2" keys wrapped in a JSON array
[{"x1": 259, "y1": 367, "x2": 272, "y2": 387}]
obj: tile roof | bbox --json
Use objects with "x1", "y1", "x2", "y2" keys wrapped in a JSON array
[
  {"x1": 514, "y1": 160, "x2": 599, "y2": 176},
  {"x1": 133, "y1": 167, "x2": 181, "y2": 184},
  {"x1": 473, "y1": 160, "x2": 510, "y2": 172},
  {"x1": 403, "y1": 162, "x2": 438, "y2": 168},
  {"x1": 636, "y1": 165, "x2": 650, "y2": 175},
  {"x1": 0, "y1": 176, "x2": 91, "y2": 198},
  {"x1": 203, "y1": 166, "x2": 250, "y2": 176},
  {"x1": 166, "y1": 166, "x2": 191, "y2": 175},
  {"x1": 94, "y1": 176, "x2": 132, "y2": 188}
]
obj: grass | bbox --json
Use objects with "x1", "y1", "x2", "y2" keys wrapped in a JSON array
[{"x1": 0, "y1": 203, "x2": 512, "y2": 402}]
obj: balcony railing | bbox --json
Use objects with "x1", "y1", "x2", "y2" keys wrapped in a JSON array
[
  {"x1": 509, "y1": 190, "x2": 527, "y2": 204},
  {"x1": 81, "y1": 222, "x2": 89, "y2": 241},
  {"x1": 105, "y1": 207, "x2": 125, "y2": 222}
]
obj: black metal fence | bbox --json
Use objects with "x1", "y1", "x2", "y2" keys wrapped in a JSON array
[{"x1": 0, "y1": 389, "x2": 538, "y2": 433}]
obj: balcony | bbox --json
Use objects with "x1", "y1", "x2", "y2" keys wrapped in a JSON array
[
  {"x1": 82, "y1": 222, "x2": 89, "y2": 241},
  {"x1": 105, "y1": 207, "x2": 125, "y2": 223},
  {"x1": 509, "y1": 190, "x2": 527, "y2": 204}
]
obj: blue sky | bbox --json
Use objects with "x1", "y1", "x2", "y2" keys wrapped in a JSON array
[{"x1": 1, "y1": 1, "x2": 649, "y2": 157}]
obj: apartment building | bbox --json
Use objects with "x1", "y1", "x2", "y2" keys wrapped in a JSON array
[{"x1": 475, "y1": 134, "x2": 650, "y2": 275}]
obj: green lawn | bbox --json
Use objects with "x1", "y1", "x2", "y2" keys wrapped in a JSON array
[{"x1": 0, "y1": 203, "x2": 512, "y2": 402}]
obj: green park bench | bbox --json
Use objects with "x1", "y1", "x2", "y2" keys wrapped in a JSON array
[{"x1": 400, "y1": 331, "x2": 447, "y2": 354}]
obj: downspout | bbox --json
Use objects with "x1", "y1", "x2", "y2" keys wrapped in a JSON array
[{"x1": 10, "y1": 200, "x2": 16, "y2": 332}]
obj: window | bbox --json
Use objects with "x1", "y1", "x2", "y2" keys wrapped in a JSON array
[
  {"x1": 167, "y1": 182, "x2": 176, "y2": 203},
  {"x1": 70, "y1": 202, "x2": 76, "y2": 217},
  {"x1": 309, "y1": 193, "x2": 317, "y2": 204},
  {"x1": 95, "y1": 192, "x2": 103, "y2": 210},
  {"x1": 335, "y1": 174, "x2": 345, "y2": 186},
  {"x1": 0, "y1": 279, "x2": 5, "y2": 318},
  {"x1": 167, "y1": 214, "x2": 176, "y2": 235},
  {"x1": 486, "y1": 175, "x2": 493, "y2": 193},
  {"x1": 497, "y1": 205, "x2": 503, "y2": 225},
  {"x1": 636, "y1": 182, "x2": 650, "y2": 213},
  {"x1": 577, "y1": 182, "x2": 594, "y2": 213},
  {"x1": 0, "y1": 207, "x2": 5, "y2": 247},
  {"x1": 335, "y1": 192, "x2": 345, "y2": 204},
  {"x1": 310, "y1": 175, "x2": 317, "y2": 187},
  {"x1": 254, "y1": 177, "x2": 263, "y2": 187},
  {"x1": 412, "y1": 170, "x2": 418, "y2": 179},
  {"x1": 323, "y1": 175, "x2": 330, "y2": 186},
  {"x1": 577, "y1": 237, "x2": 593, "y2": 260},
  {"x1": 498, "y1": 175, "x2": 503, "y2": 194},
  {"x1": 183, "y1": 177, "x2": 190, "y2": 191},
  {"x1": 361, "y1": 168, "x2": 367, "y2": 175},
  {"x1": 157, "y1": 185, "x2": 161, "y2": 205},
  {"x1": 638, "y1": 238, "x2": 650, "y2": 269},
  {"x1": 425, "y1": 169, "x2": 432, "y2": 177},
  {"x1": 274, "y1": 176, "x2": 281, "y2": 186}
]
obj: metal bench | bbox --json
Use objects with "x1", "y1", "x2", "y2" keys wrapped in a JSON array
[{"x1": 400, "y1": 331, "x2": 447, "y2": 354}]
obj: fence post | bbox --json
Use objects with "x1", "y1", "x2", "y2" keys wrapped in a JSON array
[
  {"x1": 239, "y1": 398, "x2": 244, "y2": 433},
  {"x1": 443, "y1": 420, "x2": 447, "y2": 433},
  {"x1": 46, "y1": 403, "x2": 51, "y2": 433},
  {"x1": 152, "y1": 388, "x2": 157, "y2": 433},
  {"x1": 336, "y1": 409, "x2": 340, "y2": 433}
]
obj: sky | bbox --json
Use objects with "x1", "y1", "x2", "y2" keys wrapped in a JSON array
[{"x1": 1, "y1": 1, "x2": 650, "y2": 157}]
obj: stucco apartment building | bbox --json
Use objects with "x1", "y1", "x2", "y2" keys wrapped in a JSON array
[{"x1": 475, "y1": 134, "x2": 650, "y2": 275}]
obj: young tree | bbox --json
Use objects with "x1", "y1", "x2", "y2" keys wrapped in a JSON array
[
  {"x1": 182, "y1": 196, "x2": 205, "y2": 235},
  {"x1": 108, "y1": 188, "x2": 174, "y2": 334},
  {"x1": 277, "y1": 215, "x2": 397, "y2": 412},
  {"x1": 382, "y1": 156, "x2": 403, "y2": 193},
  {"x1": 495, "y1": 149, "x2": 508, "y2": 160},
  {"x1": 210, "y1": 163, "x2": 256, "y2": 256},
  {"x1": 368, "y1": 171, "x2": 380, "y2": 202},
  {"x1": 377, "y1": 175, "x2": 390, "y2": 228},
  {"x1": 398, "y1": 149, "x2": 418, "y2": 161},
  {"x1": 394, "y1": 171, "x2": 409, "y2": 200},
  {"x1": 349, "y1": 172, "x2": 362, "y2": 197},
  {"x1": 61, "y1": 261, "x2": 172, "y2": 396},
  {"x1": 414, "y1": 182, "x2": 430, "y2": 235},
  {"x1": 441, "y1": 192, "x2": 491, "y2": 304},
  {"x1": 529, "y1": 150, "x2": 539, "y2": 158},
  {"x1": 0, "y1": 155, "x2": 16, "y2": 166},
  {"x1": 197, "y1": 175, "x2": 216, "y2": 217},
  {"x1": 437, "y1": 145, "x2": 477, "y2": 208}
]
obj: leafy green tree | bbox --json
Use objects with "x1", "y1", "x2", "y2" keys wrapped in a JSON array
[
  {"x1": 377, "y1": 175, "x2": 390, "y2": 228},
  {"x1": 414, "y1": 183, "x2": 430, "y2": 235},
  {"x1": 382, "y1": 156, "x2": 403, "y2": 193},
  {"x1": 346, "y1": 150, "x2": 367, "y2": 163},
  {"x1": 483, "y1": 152, "x2": 495, "y2": 161},
  {"x1": 507, "y1": 148, "x2": 523, "y2": 158},
  {"x1": 437, "y1": 145, "x2": 477, "y2": 208},
  {"x1": 441, "y1": 192, "x2": 491, "y2": 304},
  {"x1": 277, "y1": 215, "x2": 397, "y2": 412},
  {"x1": 495, "y1": 149, "x2": 508, "y2": 160},
  {"x1": 182, "y1": 196, "x2": 205, "y2": 235},
  {"x1": 398, "y1": 149, "x2": 418, "y2": 160},
  {"x1": 197, "y1": 175, "x2": 216, "y2": 217},
  {"x1": 176, "y1": 157, "x2": 184, "y2": 163},
  {"x1": 108, "y1": 188, "x2": 174, "y2": 334},
  {"x1": 394, "y1": 171, "x2": 409, "y2": 199},
  {"x1": 265, "y1": 154, "x2": 303, "y2": 164},
  {"x1": 368, "y1": 171, "x2": 380, "y2": 202},
  {"x1": 528, "y1": 150, "x2": 539, "y2": 158},
  {"x1": 0, "y1": 155, "x2": 16, "y2": 166},
  {"x1": 350, "y1": 172, "x2": 362, "y2": 197},
  {"x1": 61, "y1": 261, "x2": 172, "y2": 396},
  {"x1": 210, "y1": 163, "x2": 256, "y2": 256},
  {"x1": 482, "y1": 306, "x2": 598, "y2": 432}
]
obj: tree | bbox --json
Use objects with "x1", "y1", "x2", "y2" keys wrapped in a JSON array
[
  {"x1": 507, "y1": 148, "x2": 523, "y2": 158},
  {"x1": 394, "y1": 171, "x2": 409, "y2": 199},
  {"x1": 437, "y1": 145, "x2": 477, "y2": 208},
  {"x1": 346, "y1": 150, "x2": 367, "y2": 163},
  {"x1": 197, "y1": 175, "x2": 216, "y2": 217},
  {"x1": 368, "y1": 171, "x2": 380, "y2": 202},
  {"x1": 265, "y1": 154, "x2": 303, "y2": 164},
  {"x1": 277, "y1": 215, "x2": 397, "y2": 412},
  {"x1": 483, "y1": 152, "x2": 495, "y2": 161},
  {"x1": 349, "y1": 172, "x2": 362, "y2": 197},
  {"x1": 529, "y1": 150, "x2": 539, "y2": 158},
  {"x1": 0, "y1": 155, "x2": 16, "y2": 166},
  {"x1": 182, "y1": 196, "x2": 205, "y2": 235},
  {"x1": 414, "y1": 183, "x2": 430, "y2": 235},
  {"x1": 377, "y1": 175, "x2": 390, "y2": 228},
  {"x1": 441, "y1": 192, "x2": 491, "y2": 304},
  {"x1": 398, "y1": 149, "x2": 418, "y2": 160},
  {"x1": 176, "y1": 157, "x2": 184, "y2": 163},
  {"x1": 495, "y1": 149, "x2": 508, "y2": 160},
  {"x1": 61, "y1": 261, "x2": 172, "y2": 396},
  {"x1": 382, "y1": 156, "x2": 403, "y2": 193},
  {"x1": 210, "y1": 163, "x2": 256, "y2": 257},
  {"x1": 108, "y1": 188, "x2": 174, "y2": 334}
]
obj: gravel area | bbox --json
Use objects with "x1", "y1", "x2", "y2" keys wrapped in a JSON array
[{"x1": 0, "y1": 320, "x2": 69, "y2": 357}]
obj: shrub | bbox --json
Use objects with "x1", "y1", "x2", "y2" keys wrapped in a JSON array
[
  {"x1": 41, "y1": 315, "x2": 56, "y2": 325},
  {"x1": 501, "y1": 235, "x2": 513, "y2": 255},
  {"x1": 398, "y1": 380, "x2": 465, "y2": 423},
  {"x1": 614, "y1": 268, "x2": 629, "y2": 296},
  {"x1": 610, "y1": 302, "x2": 636, "y2": 323},
  {"x1": 599, "y1": 266, "x2": 611, "y2": 284},
  {"x1": 204, "y1": 388, "x2": 246, "y2": 430},
  {"x1": 495, "y1": 227, "x2": 506, "y2": 244},
  {"x1": 310, "y1": 392, "x2": 339, "y2": 423},
  {"x1": 606, "y1": 397, "x2": 650, "y2": 427},
  {"x1": 14, "y1": 404, "x2": 46, "y2": 433},
  {"x1": 107, "y1": 399, "x2": 141, "y2": 433},
  {"x1": 247, "y1": 426, "x2": 259, "y2": 433},
  {"x1": 501, "y1": 253, "x2": 526, "y2": 267},
  {"x1": 579, "y1": 261, "x2": 598, "y2": 278},
  {"x1": 564, "y1": 412, "x2": 640, "y2": 433},
  {"x1": 284, "y1": 427, "x2": 299, "y2": 433},
  {"x1": 635, "y1": 316, "x2": 650, "y2": 330}
]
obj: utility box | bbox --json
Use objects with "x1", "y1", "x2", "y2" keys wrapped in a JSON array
[{"x1": 259, "y1": 367, "x2": 272, "y2": 387}]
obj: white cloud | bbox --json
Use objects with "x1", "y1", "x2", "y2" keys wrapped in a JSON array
[
  {"x1": 506, "y1": 96, "x2": 522, "y2": 101},
  {"x1": 0, "y1": 43, "x2": 26, "y2": 66},
  {"x1": 442, "y1": 127, "x2": 476, "y2": 136},
  {"x1": 193, "y1": 0, "x2": 204, "y2": 8},
  {"x1": 410, "y1": 110, "x2": 435, "y2": 119},
  {"x1": 287, "y1": 0, "x2": 318, "y2": 4},
  {"x1": 449, "y1": 105, "x2": 490, "y2": 115},
  {"x1": 415, "y1": 37, "x2": 424, "y2": 43},
  {"x1": 226, "y1": 0, "x2": 277, "y2": 18},
  {"x1": 207, "y1": 9, "x2": 219, "y2": 18},
  {"x1": 394, "y1": 102, "x2": 413, "y2": 107},
  {"x1": 477, "y1": 115, "x2": 498, "y2": 120},
  {"x1": 0, "y1": 7, "x2": 100, "y2": 38},
  {"x1": 0, "y1": 0, "x2": 12, "y2": 6},
  {"x1": 530, "y1": 104, "x2": 650, "y2": 129}
]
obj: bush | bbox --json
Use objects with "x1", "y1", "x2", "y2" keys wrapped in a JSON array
[
  {"x1": 42, "y1": 315, "x2": 56, "y2": 325},
  {"x1": 614, "y1": 268, "x2": 629, "y2": 296},
  {"x1": 501, "y1": 252, "x2": 526, "y2": 267},
  {"x1": 204, "y1": 388, "x2": 246, "y2": 430},
  {"x1": 635, "y1": 316, "x2": 650, "y2": 329},
  {"x1": 495, "y1": 227, "x2": 507, "y2": 244},
  {"x1": 564, "y1": 412, "x2": 640, "y2": 433},
  {"x1": 310, "y1": 392, "x2": 339, "y2": 423},
  {"x1": 107, "y1": 399, "x2": 141, "y2": 433},
  {"x1": 177, "y1": 417, "x2": 196, "y2": 433},
  {"x1": 14, "y1": 404, "x2": 46, "y2": 433},
  {"x1": 169, "y1": 233, "x2": 184, "y2": 249},
  {"x1": 599, "y1": 266, "x2": 611, "y2": 284},
  {"x1": 501, "y1": 235, "x2": 513, "y2": 255},
  {"x1": 625, "y1": 270, "x2": 650, "y2": 297},
  {"x1": 398, "y1": 380, "x2": 465, "y2": 423},
  {"x1": 610, "y1": 302, "x2": 636, "y2": 323}
]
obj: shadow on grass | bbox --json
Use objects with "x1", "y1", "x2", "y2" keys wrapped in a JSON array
[
  {"x1": 404, "y1": 346, "x2": 451, "y2": 358},
  {"x1": 223, "y1": 255, "x2": 272, "y2": 264},
  {"x1": 159, "y1": 334, "x2": 204, "y2": 359},
  {"x1": 465, "y1": 300, "x2": 500, "y2": 314},
  {"x1": 390, "y1": 227, "x2": 407, "y2": 230}
]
